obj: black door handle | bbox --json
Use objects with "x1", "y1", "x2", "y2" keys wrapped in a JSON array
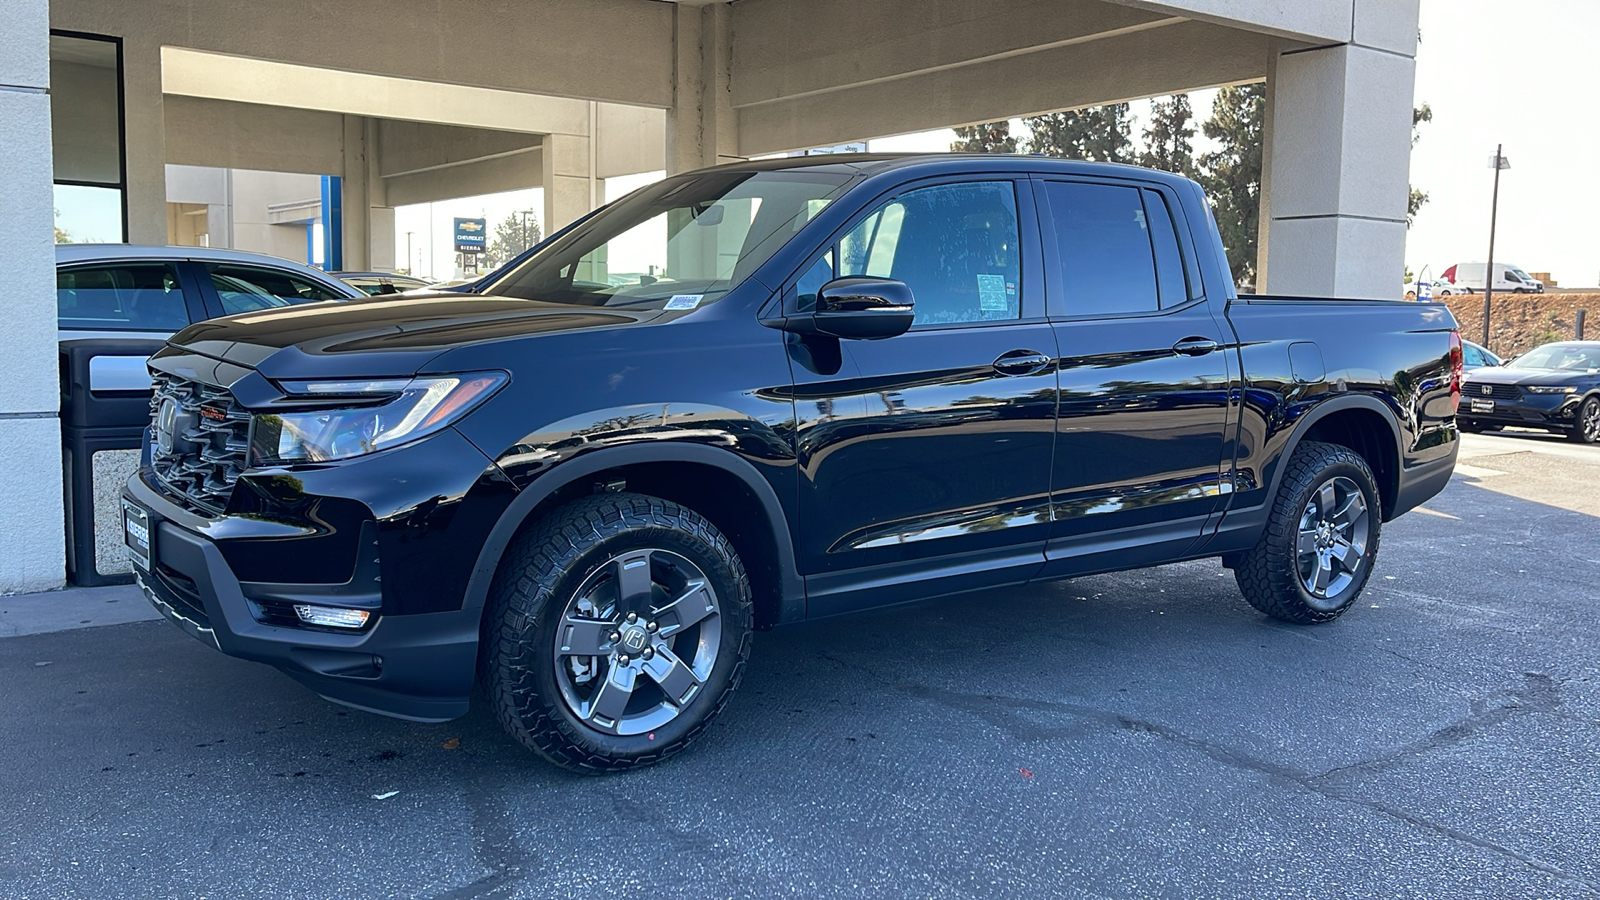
[
  {"x1": 993, "y1": 349, "x2": 1052, "y2": 376},
  {"x1": 1172, "y1": 337, "x2": 1219, "y2": 356}
]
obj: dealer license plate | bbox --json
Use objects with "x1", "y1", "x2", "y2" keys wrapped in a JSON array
[
  {"x1": 1470, "y1": 398, "x2": 1495, "y2": 413},
  {"x1": 122, "y1": 500, "x2": 152, "y2": 571}
]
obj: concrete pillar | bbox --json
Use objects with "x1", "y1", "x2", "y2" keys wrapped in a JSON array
[
  {"x1": 542, "y1": 130, "x2": 595, "y2": 235},
  {"x1": 0, "y1": 0, "x2": 66, "y2": 592},
  {"x1": 121, "y1": 35, "x2": 167, "y2": 244},
  {"x1": 666, "y1": 2, "x2": 739, "y2": 175},
  {"x1": 339, "y1": 116, "x2": 396, "y2": 272},
  {"x1": 1259, "y1": 21, "x2": 1416, "y2": 299}
]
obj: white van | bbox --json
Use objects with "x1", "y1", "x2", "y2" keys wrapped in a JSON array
[{"x1": 1442, "y1": 262, "x2": 1544, "y2": 294}]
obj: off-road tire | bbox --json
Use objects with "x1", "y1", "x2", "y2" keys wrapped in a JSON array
[
  {"x1": 486, "y1": 492, "x2": 752, "y2": 772},
  {"x1": 1234, "y1": 441, "x2": 1382, "y2": 624}
]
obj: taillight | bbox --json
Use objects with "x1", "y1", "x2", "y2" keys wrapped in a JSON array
[{"x1": 1448, "y1": 331, "x2": 1464, "y2": 408}]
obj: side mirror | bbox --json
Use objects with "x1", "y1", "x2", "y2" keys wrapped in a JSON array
[{"x1": 779, "y1": 277, "x2": 915, "y2": 340}]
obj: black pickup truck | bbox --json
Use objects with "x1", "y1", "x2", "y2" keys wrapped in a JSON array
[{"x1": 123, "y1": 155, "x2": 1462, "y2": 771}]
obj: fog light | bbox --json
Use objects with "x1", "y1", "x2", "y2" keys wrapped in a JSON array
[{"x1": 293, "y1": 604, "x2": 370, "y2": 629}]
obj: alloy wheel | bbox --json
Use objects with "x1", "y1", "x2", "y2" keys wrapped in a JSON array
[
  {"x1": 1296, "y1": 476, "x2": 1370, "y2": 608},
  {"x1": 552, "y1": 548, "x2": 722, "y2": 736}
]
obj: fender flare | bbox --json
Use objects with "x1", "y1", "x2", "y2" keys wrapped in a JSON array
[
  {"x1": 1262, "y1": 392, "x2": 1406, "y2": 517},
  {"x1": 459, "y1": 442, "x2": 805, "y2": 622}
]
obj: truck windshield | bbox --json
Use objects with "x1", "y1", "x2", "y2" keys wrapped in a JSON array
[{"x1": 486, "y1": 169, "x2": 855, "y2": 308}]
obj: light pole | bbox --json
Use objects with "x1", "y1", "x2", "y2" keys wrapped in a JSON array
[
  {"x1": 1480, "y1": 145, "x2": 1510, "y2": 347},
  {"x1": 404, "y1": 231, "x2": 413, "y2": 276}
]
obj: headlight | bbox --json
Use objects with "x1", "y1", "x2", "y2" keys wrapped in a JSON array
[
  {"x1": 250, "y1": 372, "x2": 508, "y2": 465},
  {"x1": 1524, "y1": 385, "x2": 1578, "y2": 394}
]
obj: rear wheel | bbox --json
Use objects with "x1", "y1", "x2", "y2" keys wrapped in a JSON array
[
  {"x1": 1235, "y1": 442, "x2": 1382, "y2": 624},
  {"x1": 1570, "y1": 397, "x2": 1600, "y2": 444},
  {"x1": 486, "y1": 492, "x2": 752, "y2": 772}
]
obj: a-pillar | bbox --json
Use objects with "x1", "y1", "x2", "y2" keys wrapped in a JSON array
[
  {"x1": 341, "y1": 116, "x2": 396, "y2": 271},
  {"x1": 543, "y1": 126, "x2": 598, "y2": 235},
  {"x1": 0, "y1": 0, "x2": 65, "y2": 591},
  {"x1": 665, "y1": 2, "x2": 739, "y2": 175},
  {"x1": 1258, "y1": 3, "x2": 1417, "y2": 299}
]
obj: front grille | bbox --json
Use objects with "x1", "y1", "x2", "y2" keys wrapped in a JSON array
[
  {"x1": 1464, "y1": 381, "x2": 1522, "y2": 401},
  {"x1": 149, "y1": 372, "x2": 251, "y2": 513}
]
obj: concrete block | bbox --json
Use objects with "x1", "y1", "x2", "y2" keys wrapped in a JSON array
[
  {"x1": 0, "y1": 0, "x2": 49, "y2": 88},
  {"x1": 1264, "y1": 215, "x2": 1406, "y2": 300},
  {"x1": 1335, "y1": 47, "x2": 1414, "y2": 221},
  {"x1": 1353, "y1": 0, "x2": 1421, "y2": 57},
  {"x1": 0, "y1": 89, "x2": 60, "y2": 417},
  {"x1": 0, "y1": 417, "x2": 65, "y2": 594},
  {"x1": 1268, "y1": 44, "x2": 1413, "y2": 222}
]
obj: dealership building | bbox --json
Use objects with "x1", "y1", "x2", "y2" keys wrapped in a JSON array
[{"x1": 1, "y1": 0, "x2": 1421, "y2": 593}]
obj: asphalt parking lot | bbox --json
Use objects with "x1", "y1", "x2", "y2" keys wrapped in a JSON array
[{"x1": 3, "y1": 430, "x2": 1597, "y2": 900}]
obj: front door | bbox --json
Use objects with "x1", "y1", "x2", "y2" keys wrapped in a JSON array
[
  {"x1": 1032, "y1": 178, "x2": 1233, "y2": 575},
  {"x1": 786, "y1": 178, "x2": 1058, "y2": 615}
]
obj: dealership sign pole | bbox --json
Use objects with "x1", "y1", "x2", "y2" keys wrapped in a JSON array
[{"x1": 1481, "y1": 145, "x2": 1509, "y2": 347}]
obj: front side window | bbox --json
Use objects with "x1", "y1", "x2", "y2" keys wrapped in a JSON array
[
  {"x1": 490, "y1": 169, "x2": 855, "y2": 309},
  {"x1": 57, "y1": 263, "x2": 187, "y2": 331},
  {"x1": 207, "y1": 264, "x2": 345, "y2": 314},
  {"x1": 835, "y1": 181, "x2": 1022, "y2": 327}
]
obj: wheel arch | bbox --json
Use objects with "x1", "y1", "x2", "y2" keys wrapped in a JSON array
[
  {"x1": 1272, "y1": 395, "x2": 1404, "y2": 520},
  {"x1": 462, "y1": 442, "x2": 804, "y2": 630}
]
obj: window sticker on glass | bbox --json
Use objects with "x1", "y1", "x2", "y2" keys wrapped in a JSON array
[
  {"x1": 977, "y1": 274, "x2": 1009, "y2": 312},
  {"x1": 664, "y1": 294, "x2": 703, "y2": 310}
]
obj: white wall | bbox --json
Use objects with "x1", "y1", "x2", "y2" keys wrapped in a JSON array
[{"x1": 0, "y1": 0, "x2": 65, "y2": 593}]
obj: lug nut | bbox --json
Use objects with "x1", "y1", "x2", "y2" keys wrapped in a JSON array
[
  {"x1": 641, "y1": 648, "x2": 654, "y2": 660},
  {"x1": 617, "y1": 654, "x2": 631, "y2": 664},
  {"x1": 627, "y1": 612, "x2": 639, "y2": 623},
  {"x1": 645, "y1": 621, "x2": 658, "y2": 632},
  {"x1": 608, "y1": 631, "x2": 620, "y2": 642}
]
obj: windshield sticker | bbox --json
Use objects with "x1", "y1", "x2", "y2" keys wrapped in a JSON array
[
  {"x1": 977, "y1": 274, "x2": 1009, "y2": 311},
  {"x1": 664, "y1": 294, "x2": 703, "y2": 310}
]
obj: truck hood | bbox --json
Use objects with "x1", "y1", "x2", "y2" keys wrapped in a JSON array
[{"x1": 167, "y1": 293, "x2": 657, "y2": 380}]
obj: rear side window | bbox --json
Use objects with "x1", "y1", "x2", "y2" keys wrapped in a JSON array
[
  {"x1": 57, "y1": 263, "x2": 189, "y2": 331},
  {"x1": 1043, "y1": 182, "x2": 1189, "y2": 316},
  {"x1": 207, "y1": 264, "x2": 345, "y2": 314}
]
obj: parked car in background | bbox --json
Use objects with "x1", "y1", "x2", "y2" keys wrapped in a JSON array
[
  {"x1": 335, "y1": 272, "x2": 433, "y2": 295},
  {"x1": 1441, "y1": 262, "x2": 1544, "y2": 294},
  {"x1": 1403, "y1": 279, "x2": 1463, "y2": 299},
  {"x1": 57, "y1": 244, "x2": 362, "y2": 390},
  {"x1": 58, "y1": 244, "x2": 361, "y2": 343},
  {"x1": 1462, "y1": 339, "x2": 1502, "y2": 369},
  {"x1": 1458, "y1": 341, "x2": 1600, "y2": 442}
]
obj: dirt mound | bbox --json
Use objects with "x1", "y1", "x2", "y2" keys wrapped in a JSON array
[{"x1": 1440, "y1": 292, "x2": 1597, "y2": 357}]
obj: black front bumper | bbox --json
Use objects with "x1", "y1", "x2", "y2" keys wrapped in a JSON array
[
  {"x1": 123, "y1": 472, "x2": 480, "y2": 722},
  {"x1": 1457, "y1": 395, "x2": 1580, "y2": 431}
]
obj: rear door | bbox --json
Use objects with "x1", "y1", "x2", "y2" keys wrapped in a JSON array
[
  {"x1": 785, "y1": 176, "x2": 1058, "y2": 615},
  {"x1": 1033, "y1": 177, "x2": 1233, "y2": 575}
]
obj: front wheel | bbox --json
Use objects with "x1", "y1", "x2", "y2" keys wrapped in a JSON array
[
  {"x1": 1570, "y1": 397, "x2": 1600, "y2": 444},
  {"x1": 1235, "y1": 442, "x2": 1382, "y2": 624},
  {"x1": 486, "y1": 493, "x2": 753, "y2": 772}
]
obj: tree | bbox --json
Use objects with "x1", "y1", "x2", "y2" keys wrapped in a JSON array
[
  {"x1": 950, "y1": 121, "x2": 1018, "y2": 154},
  {"x1": 1137, "y1": 94, "x2": 1196, "y2": 176},
  {"x1": 1198, "y1": 84, "x2": 1265, "y2": 289},
  {"x1": 1407, "y1": 102, "x2": 1433, "y2": 227},
  {"x1": 485, "y1": 211, "x2": 542, "y2": 269},
  {"x1": 1022, "y1": 104, "x2": 1134, "y2": 163}
]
